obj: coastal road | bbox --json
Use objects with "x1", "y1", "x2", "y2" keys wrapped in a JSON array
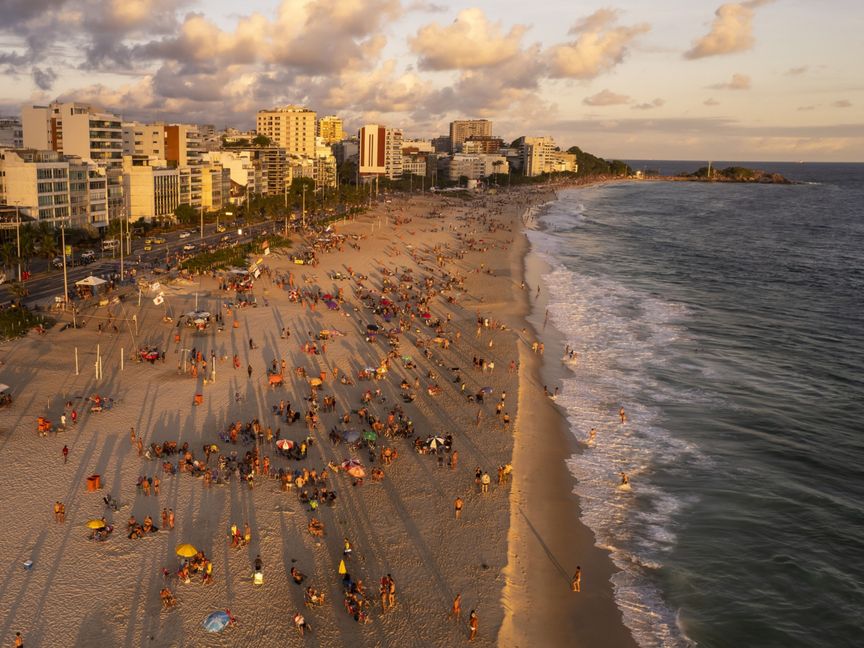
[{"x1": 1, "y1": 219, "x2": 286, "y2": 309}]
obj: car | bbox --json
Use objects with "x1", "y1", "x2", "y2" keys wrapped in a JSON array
[
  {"x1": 216, "y1": 224, "x2": 226, "y2": 233},
  {"x1": 143, "y1": 244, "x2": 153, "y2": 251},
  {"x1": 179, "y1": 231, "x2": 191, "y2": 239},
  {"x1": 52, "y1": 257, "x2": 64, "y2": 269},
  {"x1": 145, "y1": 238, "x2": 153, "y2": 245},
  {"x1": 182, "y1": 243, "x2": 196, "y2": 251},
  {"x1": 220, "y1": 234, "x2": 230, "y2": 243},
  {"x1": 80, "y1": 251, "x2": 96, "y2": 264},
  {"x1": 153, "y1": 237, "x2": 166, "y2": 244}
]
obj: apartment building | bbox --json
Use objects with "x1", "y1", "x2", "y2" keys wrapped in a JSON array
[
  {"x1": 439, "y1": 153, "x2": 509, "y2": 182},
  {"x1": 256, "y1": 106, "x2": 316, "y2": 157},
  {"x1": 0, "y1": 118, "x2": 23, "y2": 148},
  {"x1": 0, "y1": 148, "x2": 69, "y2": 223},
  {"x1": 22, "y1": 102, "x2": 123, "y2": 223},
  {"x1": 512, "y1": 136, "x2": 577, "y2": 176},
  {"x1": 358, "y1": 125, "x2": 403, "y2": 180},
  {"x1": 449, "y1": 119, "x2": 492, "y2": 153},
  {"x1": 317, "y1": 115, "x2": 344, "y2": 144},
  {"x1": 122, "y1": 155, "x2": 180, "y2": 222}
]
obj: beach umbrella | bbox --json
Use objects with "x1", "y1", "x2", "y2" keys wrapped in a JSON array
[
  {"x1": 363, "y1": 429, "x2": 377, "y2": 442},
  {"x1": 323, "y1": 293, "x2": 333, "y2": 300},
  {"x1": 347, "y1": 465, "x2": 366, "y2": 478},
  {"x1": 309, "y1": 377, "x2": 323, "y2": 387},
  {"x1": 85, "y1": 518, "x2": 106, "y2": 530},
  {"x1": 276, "y1": 439, "x2": 294, "y2": 451},
  {"x1": 427, "y1": 435, "x2": 445, "y2": 450},
  {"x1": 325, "y1": 300, "x2": 339, "y2": 310},
  {"x1": 380, "y1": 298, "x2": 392, "y2": 306},
  {"x1": 480, "y1": 386, "x2": 493, "y2": 394},
  {"x1": 209, "y1": 444, "x2": 219, "y2": 453},
  {"x1": 203, "y1": 611, "x2": 231, "y2": 633},
  {"x1": 367, "y1": 324, "x2": 380, "y2": 332},
  {"x1": 341, "y1": 459, "x2": 363, "y2": 470},
  {"x1": 342, "y1": 429, "x2": 361, "y2": 443},
  {"x1": 176, "y1": 543, "x2": 198, "y2": 558},
  {"x1": 421, "y1": 313, "x2": 432, "y2": 319}
]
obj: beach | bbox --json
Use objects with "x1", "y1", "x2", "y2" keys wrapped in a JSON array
[{"x1": 0, "y1": 186, "x2": 634, "y2": 647}]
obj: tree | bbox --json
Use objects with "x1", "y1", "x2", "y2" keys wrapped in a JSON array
[
  {"x1": 174, "y1": 204, "x2": 197, "y2": 225},
  {"x1": 0, "y1": 242, "x2": 15, "y2": 272},
  {"x1": 251, "y1": 134, "x2": 271, "y2": 147},
  {"x1": 39, "y1": 230, "x2": 59, "y2": 260}
]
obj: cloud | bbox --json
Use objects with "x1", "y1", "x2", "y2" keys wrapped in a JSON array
[
  {"x1": 632, "y1": 98, "x2": 665, "y2": 110},
  {"x1": 409, "y1": 8, "x2": 528, "y2": 70},
  {"x1": 833, "y1": 100, "x2": 852, "y2": 108},
  {"x1": 31, "y1": 66, "x2": 57, "y2": 90},
  {"x1": 704, "y1": 97, "x2": 720, "y2": 106},
  {"x1": 785, "y1": 65, "x2": 808, "y2": 76},
  {"x1": 584, "y1": 89, "x2": 630, "y2": 106},
  {"x1": 546, "y1": 9, "x2": 649, "y2": 79},
  {"x1": 709, "y1": 73, "x2": 751, "y2": 90},
  {"x1": 797, "y1": 105, "x2": 815, "y2": 111},
  {"x1": 684, "y1": 0, "x2": 773, "y2": 60}
]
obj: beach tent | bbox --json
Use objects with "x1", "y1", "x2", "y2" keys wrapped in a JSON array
[
  {"x1": 75, "y1": 276, "x2": 107, "y2": 287},
  {"x1": 203, "y1": 611, "x2": 231, "y2": 633}
]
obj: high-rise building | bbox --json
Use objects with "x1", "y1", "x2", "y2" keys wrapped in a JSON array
[
  {"x1": 22, "y1": 102, "x2": 123, "y2": 223},
  {"x1": 511, "y1": 136, "x2": 577, "y2": 176},
  {"x1": 358, "y1": 125, "x2": 403, "y2": 179},
  {"x1": 449, "y1": 119, "x2": 492, "y2": 153},
  {"x1": 317, "y1": 115, "x2": 344, "y2": 144},
  {"x1": 122, "y1": 122, "x2": 166, "y2": 158},
  {"x1": 122, "y1": 155, "x2": 180, "y2": 222},
  {"x1": 358, "y1": 125, "x2": 386, "y2": 177},
  {"x1": 256, "y1": 106, "x2": 316, "y2": 157},
  {"x1": 462, "y1": 136, "x2": 505, "y2": 155}
]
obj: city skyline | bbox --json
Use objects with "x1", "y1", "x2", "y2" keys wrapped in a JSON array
[{"x1": 1, "y1": 0, "x2": 862, "y2": 161}]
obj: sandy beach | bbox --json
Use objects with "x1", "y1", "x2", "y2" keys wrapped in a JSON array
[{"x1": 0, "y1": 186, "x2": 634, "y2": 647}]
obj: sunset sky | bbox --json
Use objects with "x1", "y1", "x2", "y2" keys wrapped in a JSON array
[{"x1": 1, "y1": 0, "x2": 861, "y2": 161}]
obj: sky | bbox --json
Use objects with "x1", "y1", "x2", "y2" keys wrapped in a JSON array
[{"x1": 1, "y1": 0, "x2": 862, "y2": 161}]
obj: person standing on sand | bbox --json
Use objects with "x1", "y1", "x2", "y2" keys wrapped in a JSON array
[
  {"x1": 137, "y1": 436, "x2": 144, "y2": 457},
  {"x1": 130, "y1": 427, "x2": 136, "y2": 446},
  {"x1": 619, "y1": 407, "x2": 627, "y2": 423},
  {"x1": 468, "y1": 610, "x2": 478, "y2": 641},
  {"x1": 62, "y1": 445, "x2": 68, "y2": 464},
  {"x1": 454, "y1": 497, "x2": 463, "y2": 519},
  {"x1": 449, "y1": 450, "x2": 459, "y2": 470},
  {"x1": 247, "y1": 364, "x2": 253, "y2": 379},
  {"x1": 387, "y1": 574, "x2": 396, "y2": 609},
  {"x1": 14, "y1": 631, "x2": 23, "y2": 647},
  {"x1": 450, "y1": 593, "x2": 462, "y2": 620},
  {"x1": 571, "y1": 566, "x2": 582, "y2": 592},
  {"x1": 168, "y1": 509, "x2": 175, "y2": 530}
]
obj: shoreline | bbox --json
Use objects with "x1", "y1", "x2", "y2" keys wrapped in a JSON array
[{"x1": 499, "y1": 190, "x2": 637, "y2": 647}]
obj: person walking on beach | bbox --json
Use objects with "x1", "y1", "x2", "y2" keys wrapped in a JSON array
[
  {"x1": 387, "y1": 574, "x2": 396, "y2": 609},
  {"x1": 168, "y1": 508, "x2": 175, "y2": 530},
  {"x1": 454, "y1": 496, "x2": 463, "y2": 519},
  {"x1": 137, "y1": 436, "x2": 144, "y2": 457},
  {"x1": 571, "y1": 566, "x2": 582, "y2": 592},
  {"x1": 62, "y1": 445, "x2": 68, "y2": 464},
  {"x1": 480, "y1": 472, "x2": 491, "y2": 494},
  {"x1": 247, "y1": 364, "x2": 253, "y2": 379},
  {"x1": 468, "y1": 610, "x2": 479, "y2": 641},
  {"x1": 14, "y1": 631, "x2": 23, "y2": 647},
  {"x1": 130, "y1": 427, "x2": 136, "y2": 446},
  {"x1": 450, "y1": 593, "x2": 462, "y2": 620},
  {"x1": 619, "y1": 407, "x2": 627, "y2": 424}
]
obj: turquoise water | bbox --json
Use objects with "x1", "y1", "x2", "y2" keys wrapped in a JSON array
[{"x1": 530, "y1": 164, "x2": 864, "y2": 647}]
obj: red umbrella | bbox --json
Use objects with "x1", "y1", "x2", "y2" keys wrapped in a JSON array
[{"x1": 421, "y1": 313, "x2": 432, "y2": 319}]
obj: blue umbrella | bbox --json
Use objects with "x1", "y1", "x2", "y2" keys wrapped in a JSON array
[
  {"x1": 480, "y1": 386, "x2": 493, "y2": 394},
  {"x1": 203, "y1": 610, "x2": 231, "y2": 633},
  {"x1": 342, "y1": 429, "x2": 361, "y2": 443}
]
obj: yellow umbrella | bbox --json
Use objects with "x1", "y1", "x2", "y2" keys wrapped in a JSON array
[
  {"x1": 85, "y1": 518, "x2": 106, "y2": 530},
  {"x1": 309, "y1": 377, "x2": 322, "y2": 387},
  {"x1": 176, "y1": 543, "x2": 198, "y2": 558}
]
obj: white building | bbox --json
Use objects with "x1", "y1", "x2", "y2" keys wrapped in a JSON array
[
  {"x1": 122, "y1": 155, "x2": 180, "y2": 223},
  {"x1": 22, "y1": 102, "x2": 123, "y2": 223},
  {"x1": 439, "y1": 154, "x2": 509, "y2": 183},
  {"x1": 359, "y1": 125, "x2": 386, "y2": 177},
  {"x1": 0, "y1": 148, "x2": 70, "y2": 223}
]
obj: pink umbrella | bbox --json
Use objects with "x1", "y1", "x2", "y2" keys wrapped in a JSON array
[{"x1": 276, "y1": 439, "x2": 294, "y2": 450}]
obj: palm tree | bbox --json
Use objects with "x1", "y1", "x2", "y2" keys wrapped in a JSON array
[
  {"x1": 0, "y1": 242, "x2": 15, "y2": 272},
  {"x1": 40, "y1": 230, "x2": 59, "y2": 261}
]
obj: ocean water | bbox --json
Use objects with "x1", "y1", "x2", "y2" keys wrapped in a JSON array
[{"x1": 528, "y1": 163, "x2": 864, "y2": 648}]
